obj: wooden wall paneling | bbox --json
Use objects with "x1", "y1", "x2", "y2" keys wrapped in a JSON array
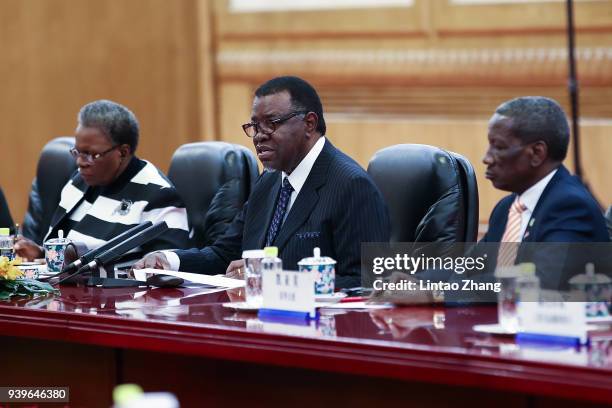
[
  {"x1": 196, "y1": 0, "x2": 219, "y2": 141},
  {"x1": 217, "y1": 47, "x2": 612, "y2": 89},
  {"x1": 319, "y1": 86, "x2": 612, "y2": 120},
  {"x1": 216, "y1": 0, "x2": 426, "y2": 42},
  {"x1": 433, "y1": 0, "x2": 612, "y2": 34},
  {"x1": 578, "y1": 122, "x2": 612, "y2": 206},
  {"x1": 0, "y1": 0, "x2": 201, "y2": 222},
  {"x1": 219, "y1": 82, "x2": 253, "y2": 145}
]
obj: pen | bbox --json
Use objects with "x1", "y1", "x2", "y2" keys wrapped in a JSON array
[{"x1": 340, "y1": 296, "x2": 368, "y2": 303}]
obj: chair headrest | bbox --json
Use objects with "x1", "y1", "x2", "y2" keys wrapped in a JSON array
[
  {"x1": 37, "y1": 137, "x2": 77, "y2": 198},
  {"x1": 168, "y1": 141, "x2": 242, "y2": 210},
  {"x1": 168, "y1": 141, "x2": 258, "y2": 247},
  {"x1": 368, "y1": 144, "x2": 461, "y2": 242}
]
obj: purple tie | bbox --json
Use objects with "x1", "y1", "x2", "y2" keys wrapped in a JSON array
[{"x1": 266, "y1": 177, "x2": 294, "y2": 246}]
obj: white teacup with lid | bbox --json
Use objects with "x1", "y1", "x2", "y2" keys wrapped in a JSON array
[{"x1": 298, "y1": 247, "x2": 337, "y2": 295}]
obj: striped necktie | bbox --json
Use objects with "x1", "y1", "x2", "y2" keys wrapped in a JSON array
[
  {"x1": 497, "y1": 197, "x2": 527, "y2": 267},
  {"x1": 265, "y1": 177, "x2": 294, "y2": 247}
]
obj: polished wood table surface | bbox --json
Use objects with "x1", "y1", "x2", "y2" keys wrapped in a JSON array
[{"x1": 0, "y1": 284, "x2": 610, "y2": 407}]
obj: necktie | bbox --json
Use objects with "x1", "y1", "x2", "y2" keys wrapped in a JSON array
[
  {"x1": 265, "y1": 177, "x2": 294, "y2": 247},
  {"x1": 497, "y1": 197, "x2": 527, "y2": 268}
]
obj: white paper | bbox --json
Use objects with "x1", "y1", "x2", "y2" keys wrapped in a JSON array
[{"x1": 134, "y1": 268, "x2": 245, "y2": 289}]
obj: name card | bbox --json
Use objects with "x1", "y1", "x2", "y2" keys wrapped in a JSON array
[
  {"x1": 518, "y1": 302, "x2": 588, "y2": 345},
  {"x1": 260, "y1": 269, "x2": 316, "y2": 319}
]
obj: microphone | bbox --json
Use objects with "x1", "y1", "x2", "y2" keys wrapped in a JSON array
[
  {"x1": 61, "y1": 221, "x2": 153, "y2": 275},
  {"x1": 57, "y1": 221, "x2": 169, "y2": 285}
]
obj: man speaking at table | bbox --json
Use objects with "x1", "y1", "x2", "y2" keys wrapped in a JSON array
[{"x1": 135, "y1": 76, "x2": 390, "y2": 288}]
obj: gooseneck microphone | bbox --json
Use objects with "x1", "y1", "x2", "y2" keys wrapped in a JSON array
[
  {"x1": 40, "y1": 221, "x2": 153, "y2": 282},
  {"x1": 57, "y1": 221, "x2": 169, "y2": 285},
  {"x1": 64, "y1": 221, "x2": 153, "y2": 274}
]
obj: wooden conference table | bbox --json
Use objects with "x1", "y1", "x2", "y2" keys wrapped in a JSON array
[{"x1": 0, "y1": 284, "x2": 610, "y2": 407}]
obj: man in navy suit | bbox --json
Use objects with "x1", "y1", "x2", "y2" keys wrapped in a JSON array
[
  {"x1": 481, "y1": 96, "x2": 608, "y2": 245},
  {"x1": 373, "y1": 96, "x2": 608, "y2": 303},
  {"x1": 135, "y1": 76, "x2": 390, "y2": 288},
  {"x1": 479, "y1": 96, "x2": 609, "y2": 289}
]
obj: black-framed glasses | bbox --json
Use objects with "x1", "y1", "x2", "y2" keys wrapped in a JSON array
[
  {"x1": 242, "y1": 111, "x2": 308, "y2": 138},
  {"x1": 69, "y1": 145, "x2": 119, "y2": 163}
]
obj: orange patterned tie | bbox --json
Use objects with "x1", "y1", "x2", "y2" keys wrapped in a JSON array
[{"x1": 497, "y1": 197, "x2": 527, "y2": 267}]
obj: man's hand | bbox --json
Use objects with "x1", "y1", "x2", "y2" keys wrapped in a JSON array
[
  {"x1": 13, "y1": 236, "x2": 44, "y2": 261},
  {"x1": 132, "y1": 251, "x2": 171, "y2": 270},
  {"x1": 224, "y1": 260, "x2": 246, "y2": 301},
  {"x1": 225, "y1": 259, "x2": 245, "y2": 279}
]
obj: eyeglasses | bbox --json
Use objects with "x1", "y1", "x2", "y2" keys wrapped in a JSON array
[
  {"x1": 69, "y1": 145, "x2": 119, "y2": 163},
  {"x1": 242, "y1": 111, "x2": 308, "y2": 138}
]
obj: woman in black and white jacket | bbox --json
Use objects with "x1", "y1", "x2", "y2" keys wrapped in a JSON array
[{"x1": 15, "y1": 100, "x2": 190, "y2": 260}]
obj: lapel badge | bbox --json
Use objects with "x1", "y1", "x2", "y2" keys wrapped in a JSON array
[
  {"x1": 114, "y1": 199, "x2": 133, "y2": 216},
  {"x1": 529, "y1": 218, "x2": 535, "y2": 227}
]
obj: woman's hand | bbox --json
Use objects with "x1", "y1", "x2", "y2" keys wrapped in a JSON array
[{"x1": 13, "y1": 236, "x2": 44, "y2": 261}]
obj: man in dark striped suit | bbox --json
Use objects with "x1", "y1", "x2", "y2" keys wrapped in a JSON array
[
  {"x1": 136, "y1": 76, "x2": 390, "y2": 288},
  {"x1": 15, "y1": 100, "x2": 190, "y2": 260}
]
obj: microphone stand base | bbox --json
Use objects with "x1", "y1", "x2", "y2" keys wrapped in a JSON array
[{"x1": 85, "y1": 277, "x2": 147, "y2": 288}]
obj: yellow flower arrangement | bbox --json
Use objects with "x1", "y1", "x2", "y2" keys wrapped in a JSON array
[
  {"x1": 0, "y1": 256, "x2": 57, "y2": 300},
  {"x1": 0, "y1": 256, "x2": 24, "y2": 280}
]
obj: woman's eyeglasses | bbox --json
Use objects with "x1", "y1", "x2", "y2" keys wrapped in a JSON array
[{"x1": 69, "y1": 145, "x2": 119, "y2": 163}]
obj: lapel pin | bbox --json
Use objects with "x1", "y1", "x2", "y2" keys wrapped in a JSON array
[
  {"x1": 114, "y1": 199, "x2": 133, "y2": 216},
  {"x1": 529, "y1": 218, "x2": 535, "y2": 227}
]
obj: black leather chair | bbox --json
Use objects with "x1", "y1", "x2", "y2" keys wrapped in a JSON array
[
  {"x1": 23, "y1": 137, "x2": 77, "y2": 244},
  {"x1": 450, "y1": 151, "x2": 479, "y2": 242},
  {"x1": 605, "y1": 205, "x2": 612, "y2": 241},
  {"x1": 0, "y1": 187, "x2": 14, "y2": 230},
  {"x1": 168, "y1": 141, "x2": 258, "y2": 248},
  {"x1": 367, "y1": 144, "x2": 478, "y2": 243}
]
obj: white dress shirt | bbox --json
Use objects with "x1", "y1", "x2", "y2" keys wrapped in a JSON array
[
  {"x1": 163, "y1": 136, "x2": 327, "y2": 271},
  {"x1": 281, "y1": 135, "x2": 326, "y2": 219},
  {"x1": 516, "y1": 168, "x2": 557, "y2": 241}
]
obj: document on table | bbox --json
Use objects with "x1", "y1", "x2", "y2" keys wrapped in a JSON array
[{"x1": 133, "y1": 268, "x2": 245, "y2": 289}]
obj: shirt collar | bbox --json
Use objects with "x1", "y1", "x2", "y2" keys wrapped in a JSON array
[
  {"x1": 519, "y1": 168, "x2": 558, "y2": 213},
  {"x1": 282, "y1": 136, "x2": 326, "y2": 195}
]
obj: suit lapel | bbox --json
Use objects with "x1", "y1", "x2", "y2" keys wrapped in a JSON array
[
  {"x1": 273, "y1": 141, "x2": 332, "y2": 251},
  {"x1": 522, "y1": 165, "x2": 567, "y2": 241},
  {"x1": 522, "y1": 217, "x2": 536, "y2": 241},
  {"x1": 252, "y1": 171, "x2": 282, "y2": 248}
]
